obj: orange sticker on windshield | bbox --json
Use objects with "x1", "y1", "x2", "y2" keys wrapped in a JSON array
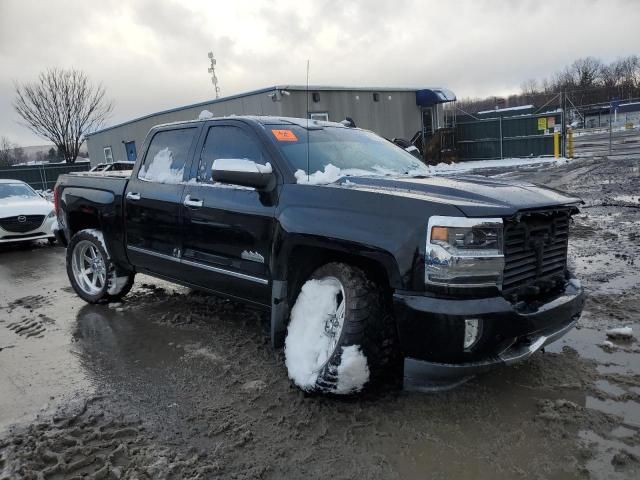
[{"x1": 271, "y1": 129, "x2": 298, "y2": 142}]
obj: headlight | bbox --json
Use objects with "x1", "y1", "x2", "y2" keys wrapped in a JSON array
[
  {"x1": 426, "y1": 216, "x2": 504, "y2": 288},
  {"x1": 46, "y1": 210, "x2": 56, "y2": 219}
]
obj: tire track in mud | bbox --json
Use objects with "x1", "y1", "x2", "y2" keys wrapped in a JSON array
[{"x1": 0, "y1": 398, "x2": 222, "y2": 480}]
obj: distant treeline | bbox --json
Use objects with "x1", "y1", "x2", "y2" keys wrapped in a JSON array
[{"x1": 457, "y1": 55, "x2": 640, "y2": 114}]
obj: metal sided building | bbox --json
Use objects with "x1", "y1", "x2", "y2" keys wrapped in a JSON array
[{"x1": 86, "y1": 85, "x2": 455, "y2": 165}]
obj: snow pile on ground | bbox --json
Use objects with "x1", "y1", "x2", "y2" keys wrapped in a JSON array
[
  {"x1": 139, "y1": 148, "x2": 183, "y2": 184},
  {"x1": 430, "y1": 156, "x2": 569, "y2": 175},
  {"x1": 285, "y1": 279, "x2": 342, "y2": 389},
  {"x1": 606, "y1": 326, "x2": 634, "y2": 339},
  {"x1": 198, "y1": 110, "x2": 214, "y2": 119},
  {"x1": 335, "y1": 345, "x2": 370, "y2": 394}
]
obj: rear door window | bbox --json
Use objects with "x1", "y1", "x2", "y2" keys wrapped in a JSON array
[
  {"x1": 139, "y1": 128, "x2": 197, "y2": 184},
  {"x1": 196, "y1": 126, "x2": 266, "y2": 183}
]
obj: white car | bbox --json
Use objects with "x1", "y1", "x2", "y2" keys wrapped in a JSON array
[{"x1": 0, "y1": 179, "x2": 57, "y2": 244}]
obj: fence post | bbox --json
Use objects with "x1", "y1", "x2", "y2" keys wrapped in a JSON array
[
  {"x1": 499, "y1": 116, "x2": 503, "y2": 159},
  {"x1": 553, "y1": 132, "x2": 560, "y2": 159},
  {"x1": 42, "y1": 164, "x2": 48, "y2": 190},
  {"x1": 609, "y1": 106, "x2": 613, "y2": 155},
  {"x1": 567, "y1": 128, "x2": 574, "y2": 158}
]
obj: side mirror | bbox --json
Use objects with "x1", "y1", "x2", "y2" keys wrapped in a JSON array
[{"x1": 212, "y1": 159, "x2": 274, "y2": 189}]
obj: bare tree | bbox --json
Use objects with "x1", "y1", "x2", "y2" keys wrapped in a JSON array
[
  {"x1": 14, "y1": 68, "x2": 113, "y2": 163},
  {"x1": 0, "y1": 137, "x2": 13, "y2": 168}
]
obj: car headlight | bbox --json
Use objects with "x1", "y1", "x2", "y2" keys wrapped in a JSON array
[
  {"x1": 46, "y1": 209, "x2": 56, "y2": 219},
  {"x1": 426, "y1": 216, "x2": 504, "y2": 288}
]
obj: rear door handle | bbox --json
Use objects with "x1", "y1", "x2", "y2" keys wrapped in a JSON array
[
  {"x1": 126, "y1": 192, "x2": 141, "y2": 201},
  {"x1": 183, "y1": 195, "x2": 203, "y2": 208}
]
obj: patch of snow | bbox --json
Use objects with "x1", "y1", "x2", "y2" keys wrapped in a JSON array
[
  {"x1": 430, "y1": 157, "x2": 569, "y2": 174},
  {"x1": 285, "y1": 278, "x2": 343, "y2": 390},
  {"x1": 139, "y1": 148, "x2": 184, "y2": 184},
  {"x1": 569, "y1": 278, "x2": 582, "y2": 289},
  {"x1": 295, "y1": 157, "x2": 572, "y2": 185},
  {"x1": 335, "y1": 345, "x2": 370, "y2": 394},
  {"x1": 601, "y1": 340, "x2": 615, "y2": 349},
  {"x1": 241, "y1": 379, "x2": 267, "y2": 392},
  {"x1": 183, "y1": 343, "x2": 222, "y2": 362},
  {"x1": 606, "y1": 327, "x2": 634, "y2": 340},
  {"x1": 612, "y1": 195, "x2": 639, "y2": 203},
  {"x1": 477, "y1": 104, "x2": 534, "y2": 115},
  {"x1": 295, "y1": 164, "x2": 383, "y2": 185},
  {"x1": 198, "y1": 109, "x2": 214, "y2": 119},
  {"x1": 213, "y1": 159, "x2": 272, "y2": 174}
]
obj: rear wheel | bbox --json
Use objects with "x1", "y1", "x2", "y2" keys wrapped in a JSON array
[
  {"x1": 66, "y1": 229, "x2": 135, "y2": 304},
  {"x1": 284, "y1": 262, "x2": 398, "y2": 394}
]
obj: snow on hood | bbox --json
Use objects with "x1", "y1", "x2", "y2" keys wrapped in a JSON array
[
  {"x1": 296, "y1": 157, "x2": 571, "y2": 185},
  {"x1": 0, "y1": 195, "x2": 53, "y2": 218}
]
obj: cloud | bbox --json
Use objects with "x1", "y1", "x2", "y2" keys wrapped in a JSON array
[{"x1": 0, "y1": 0, "x2": 638, "y2": 146}]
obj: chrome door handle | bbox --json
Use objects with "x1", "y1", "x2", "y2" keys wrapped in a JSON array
[
  {"x1": 183, "y1": 195, "x2": 203, "y2": 208},
  {"x1": 126, "y1": 192, "x2": 141, "y2": 201}
]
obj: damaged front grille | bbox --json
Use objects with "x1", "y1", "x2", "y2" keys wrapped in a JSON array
[{"x1": 502, "y1": 209, "x2": 571, "y2": 297}]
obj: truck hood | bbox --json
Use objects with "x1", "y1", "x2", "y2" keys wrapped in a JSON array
[
  {"x1": 336, "y1": 175, "x2": 582, "y2": 217},
  {"x1": 0, "y1": 196, "x2": 53, "y2": 218}
]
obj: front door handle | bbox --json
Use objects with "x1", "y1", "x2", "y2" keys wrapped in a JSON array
[
  {"x1": 183, "y1": 195, "x2": 203, "y2": 208},
  {"x1": 126, "y1": 192, "x2": 141, "y2": 201}
]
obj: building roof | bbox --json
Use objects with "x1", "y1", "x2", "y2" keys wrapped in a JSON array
[
  {"x1": 152, "y1": 115, "x2": 348, "y2": 131},
  {"x1": 88, "y1": 85, "x2": 453, "y2": 137}
]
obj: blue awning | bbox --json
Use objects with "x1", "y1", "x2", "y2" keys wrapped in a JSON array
[{"x1": 415, "y1": 88, "x2": 456, "y2": 107}]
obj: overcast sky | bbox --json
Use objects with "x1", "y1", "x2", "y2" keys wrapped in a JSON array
[{"x1": 1, "y1": 0, "x2": 639, "y2": 146}]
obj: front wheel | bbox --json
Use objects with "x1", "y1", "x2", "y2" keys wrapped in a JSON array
[
  {"x1": 66, "y1": 229, "x2": 135, "y2": 304},
  {"x1": 284, "y1": 262, "x2": 397, "y2": 395}
]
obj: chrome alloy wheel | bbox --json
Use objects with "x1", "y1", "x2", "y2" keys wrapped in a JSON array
[
  {"x1": 71, "y1": 240, "x2": 107, "y2": 296},
  {"x1": 319, "y1": 277, "x2": 346, "y2": 366}
]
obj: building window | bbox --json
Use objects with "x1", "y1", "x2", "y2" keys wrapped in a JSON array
[
  {"x1": 103, "y1": 147, "x2": 113, "y2": 163},
  {"x1": 373, "y1": 92, "x2": 380, "y2": 102},
  {"x1": 312, "y1": 92, "x2": 321, "y2": 103},
  {"x1": 309, "y1": 112, "x2": 329, "y2": 122}
]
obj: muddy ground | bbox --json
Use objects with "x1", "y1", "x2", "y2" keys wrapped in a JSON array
[{"x1": 1, "y1": 155, "x2": 639, "y2": 479}]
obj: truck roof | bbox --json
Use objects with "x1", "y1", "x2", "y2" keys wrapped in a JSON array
[{"x1": 153, "y1": 115, "x2": 348, "y2": 131}]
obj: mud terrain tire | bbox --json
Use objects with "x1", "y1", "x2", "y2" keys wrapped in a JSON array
[
  {"x1": 285, "y1": 262, "x2": 398, "y2": 394},
  {"x1": 66, "y1": 229, "x2": 135, "y2": 304}
]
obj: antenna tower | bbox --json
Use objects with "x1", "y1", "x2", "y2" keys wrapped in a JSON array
[{"x1": 207, "y1": 51, "x2": 221, "y2": 98}]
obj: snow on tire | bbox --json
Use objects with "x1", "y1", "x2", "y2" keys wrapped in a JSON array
[{"x1": 284, "y1": 262, "x2": 394, "y2": 394}]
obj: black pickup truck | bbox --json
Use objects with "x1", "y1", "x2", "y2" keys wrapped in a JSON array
[{"x1": 54, "y1": 116, "x2": 585, "y2": 394}]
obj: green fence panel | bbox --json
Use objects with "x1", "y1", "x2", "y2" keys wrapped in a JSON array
[
  {"x1": 455, "y1": 111, "x2": 563, "y2": 160},
  {"x1": 0, "y1": 163, "x2": 90, "y2": 190}
]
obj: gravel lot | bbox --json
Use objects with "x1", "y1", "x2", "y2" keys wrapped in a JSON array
[{"x1": 1, "y1": 155, "x2": 639, "y2": 480}]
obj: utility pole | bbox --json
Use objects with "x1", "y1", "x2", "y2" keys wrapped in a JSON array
[{"x1": 208, "y1": 51, "x2": 221, "y2": 99}]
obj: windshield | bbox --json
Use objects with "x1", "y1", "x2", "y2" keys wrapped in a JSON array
[
  {"x1": 0, "y1": 183, "x2": 39, "y2": 200},
  {"x1": 271, "y1": 125, "x2": 429, "y2": 184}
]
